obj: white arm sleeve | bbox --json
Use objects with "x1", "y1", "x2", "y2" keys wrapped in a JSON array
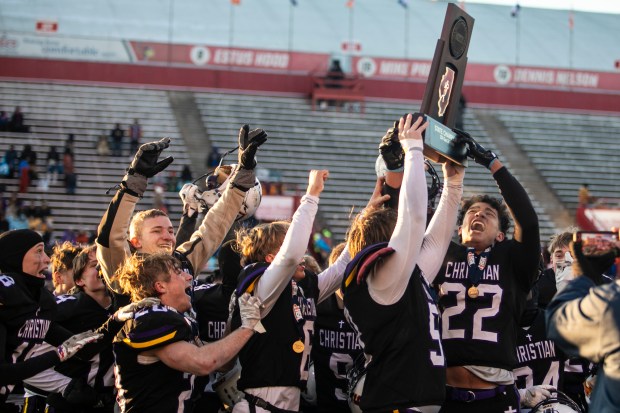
[
  {"x1": 418, "y1": 171, "x2": 464, "y2": 283},
  {"x1": 254, "y1": 195, "x2": 319, "y2": 317},
  {"x1": 317, "y1": 246, "x2": 351, "y2": 304},
  {"x1": 368, "y1": 140, "x2": 427, "y2": 305}
]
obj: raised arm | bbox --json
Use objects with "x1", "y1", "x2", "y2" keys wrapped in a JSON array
[
  {"x1": 97, "y1": 138, "x2": 174, "y2": 292},
  {"x1": 418, "y1": 161, "x2": 464, "y2": 283},
  {"x1": 255, "y1": 170, "x2": 328, "y2": 316},
  {"x1": 177, "y1": 125, "x2": 267, "y2": 274},
  {"x1": 369, "y1": 114, "x2": 428, "y2": 304}
]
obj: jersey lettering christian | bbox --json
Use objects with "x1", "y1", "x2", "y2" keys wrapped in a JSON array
[
  {"x1": 514, "y1": 310, "x2": 565, "y2": 390},
  {"x1": 436, "y1": 241, "x2": 532, "y2": 370},
  {"x1": 312, "y1": 294, "x2": 362, "y2": 409}
]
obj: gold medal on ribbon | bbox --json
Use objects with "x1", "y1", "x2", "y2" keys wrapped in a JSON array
[
  {"x1": 467, "y1": 286, "x2": 479, "y2": 299},
  {"x1": 292, "y1": 340, "x2": 305, "y2": 353}
]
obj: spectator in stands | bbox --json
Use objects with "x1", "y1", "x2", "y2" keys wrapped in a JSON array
[
  {"x1": 326, "y1": 59, "x2": 345, "y2": 85},
  {"x1": 128, "y1": 119, "x2": 142, "y2": 155},
  {"x1": 20, "y1": 144, "x2": 38, "y2": 183},
  {"x1": 112, "y1": 253, "x2": 263, "y2": 412},
  {"x1": 46, "y1": 146, "x2": 62, "y2": 185},
  {"x1": 0, "y1": 110, "x2": 9, "y2": 131},
  {"x1": 321, "y1": 59, "x2": 346, "y2": 110},
  {"x1": 63, "y1": 147, "x2": 77, "y2": 195},
  {"x1": 50, "y1": 241, "x2": 82, "y2": 296},
  {"x1": 206, "y1": 146, "x2": 221, "y2": 170},
  {"x1": 18, "y1": 157, "x2": 31, "y2": 193},
  {"x1": 8, "y1": 106, "x2": 29, "y2": 133},
  {"x1": 578, "y1": 183, "x2": 594, "y2": 207},
  {"x1": 4, "y1": 145, "x2": 18, "y2": 178},
  {"x1": 110, "y1": 123, "x2": 124, "y2": 157},
  {"x1": 97, "y1": 130, "x2": 110, "y2": 156},
  {"x1": 180, "y1": 165, "x2": 193, "y2": 184},
  {"x1": 65, "y1": 133, "x2": 75, "y2": 153}
]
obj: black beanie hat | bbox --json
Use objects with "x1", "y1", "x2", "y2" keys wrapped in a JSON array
[{"x1": 0, "y1": 229, "x2": 44, "y2": 273}]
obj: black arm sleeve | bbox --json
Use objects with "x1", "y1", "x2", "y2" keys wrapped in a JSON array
[
  {"x1": 382, "y1": 182, "x2": 401, "y2": 210},
  {"x1": 494, "y1": 166, "x2": 541, "y2": 286},
  {"x1": 0, "y1": 324, "x2": 60, "y2": 385},
  {"x1": 176, "y1": 213, "x2": 198, "y2": 247}
]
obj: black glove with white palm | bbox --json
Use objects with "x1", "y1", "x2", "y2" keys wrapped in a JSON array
[
  {"x1": 122, "y1": 137, "x2": 174, "y2": 197},
  {"x1": 453, "y1": 129, "x2": 498, "y2": 170},
  {"x1": 378, "y1": 121, "x2": 404, "y2": 172},
  {"x1": 231, "y1": 125, "x2": 267, "y2": 191}
]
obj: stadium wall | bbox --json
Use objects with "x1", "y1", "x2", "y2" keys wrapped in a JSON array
[{"x1": 2, "y1": 56, "x2": 620, "y2": 114}]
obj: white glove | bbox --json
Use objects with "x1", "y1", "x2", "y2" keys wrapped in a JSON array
[
  {"x1": 179, "y1": 183, "x2": 205, "y2": 217},
  {"x1": 519, "y1": 385, "x2": 555, "y2": 407},
  {"x1": 114, "y1": 297, "x2": 161, "y2": 322},
  {"x1": 238, "y1": 293, "x2": 266, "y2": 334},
  {"x1": 57, "y1": 330, "x2": 103, "y2": 362}
]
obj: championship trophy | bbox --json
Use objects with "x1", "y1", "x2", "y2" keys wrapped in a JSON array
[{"x1": 418, "y1": 3, "x2": 474, "y2": 166}]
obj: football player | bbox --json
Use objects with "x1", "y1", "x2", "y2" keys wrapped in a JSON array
[
  {"x1": 230, "y1": 169, "x2": 357, "y2": 412},
  {"x1": 434, "y1": 132, "x2": 540, "y2": 412},
  {"x1": 96, "y1": 125, "x2": 266, "y2": 306},
  {"x1": 343, "y1": 114, "x2": 464, "y2": 411},
  {"x1": 311, "y1": 243, "x2": 362, "y2": 411},
  {"x1": 113, "y1": 253, "x2": 263, "y2": 412}
]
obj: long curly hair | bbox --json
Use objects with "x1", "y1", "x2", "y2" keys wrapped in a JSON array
[
  {"x1": 347, "y1": 207, "x2": 398, "y2": 258},
  {"x1": 236, "y1": 221, "x2": 290, "y2": 266},
  {"x1": 117, "y1": 253, "x2": 179, "y2": 302}
]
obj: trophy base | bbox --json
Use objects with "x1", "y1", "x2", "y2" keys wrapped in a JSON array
[{"x1": 416, "y1": 113, "x2": 469, "y2": 166}]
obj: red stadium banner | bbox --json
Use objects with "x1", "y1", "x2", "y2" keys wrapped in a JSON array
[
  {"x1": 128, "y1": 41, "x2": 330, "y2": 73},
  {"x1": 351, "y1": 56, "x2": 620, "y2": 92}
]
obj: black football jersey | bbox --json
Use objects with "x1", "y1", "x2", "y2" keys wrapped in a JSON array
[
  {"x1": 514, "y1": 310, "x2": 565, "y2": 390},
  {"x1": 55, "y1": 292, "x2": 114, "y2": 390},
  {"x1": 113, "y1": 305, "x2": 200, "y2": 413},
  {"x1": 312, "y1": 294, "x2": 362, "y2": 411},
  {"x1": 0, "y1": 272, "x2": 58, "y2": 397},
  {"x1": 342, "y1": 244, "x2": 446, "y2": 412},
  {"x1": 193, "y1": 283, "x2": 233, "y2": 342},
  {"x1": 232, "y1": 263, "x2": 318, "y2": 391},
  {"x1": 436, "y1": 240, "x2": 536, "y2": 370}
]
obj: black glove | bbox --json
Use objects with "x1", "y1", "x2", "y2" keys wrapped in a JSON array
[
  {"x1": 379, "y1": 121, "x2": 404, "y2": 171},
  {"x1": 127, "y1": 137, "x2": 174, "y2": 178},
  {"x1": 570, "y1": 240, "x2": 618, "y2": 285},
  {"x1": 238, "y1": 125, "x2": 268, "y2": 170},
  {"x1": 453, "y1": 129, "x2": 498, "y2": 169}
]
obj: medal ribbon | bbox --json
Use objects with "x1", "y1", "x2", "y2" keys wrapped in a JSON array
[{"x1": 466, "y1": 246, "x2": 491, "y2": 287}]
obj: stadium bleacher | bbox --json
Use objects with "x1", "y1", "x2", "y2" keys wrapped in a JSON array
[{"x1": 3, "y1": 79, "x2": 617, "y2": 247}]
